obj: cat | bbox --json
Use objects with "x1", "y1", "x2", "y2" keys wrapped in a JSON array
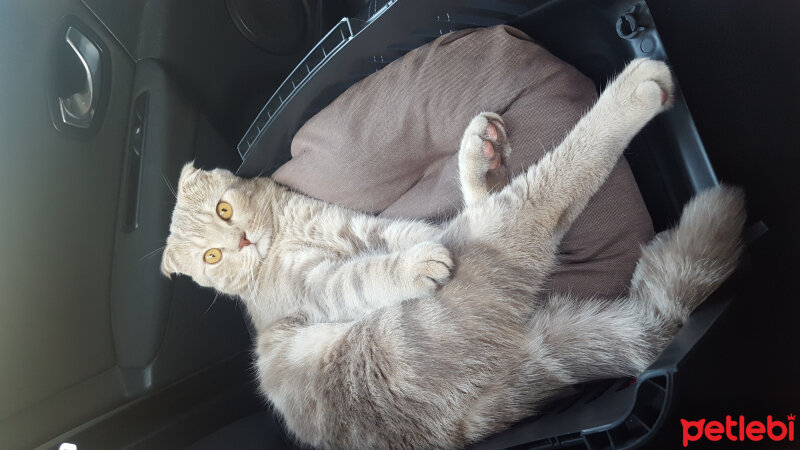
[{"x1": 161, "y1": 59, "x2": 745, "y2": 449}]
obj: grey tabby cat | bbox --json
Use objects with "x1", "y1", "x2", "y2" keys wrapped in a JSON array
[{"x1": 161, "y1": 59, "x2": 745, "y2": 449}]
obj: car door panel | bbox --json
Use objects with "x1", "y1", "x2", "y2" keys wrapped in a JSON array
[
  {"x1": 0, "y1": 0, "x2": 134, "y2": 446},
  {"x1": 109, "y1": 59, "x2": 249, "y2": 396},
  {"x1": 1, "y1": 0, "x2": 328, "y2": 447},
  {"x1": 0, "y1": 2, "x2": 251, "y2": 448}
]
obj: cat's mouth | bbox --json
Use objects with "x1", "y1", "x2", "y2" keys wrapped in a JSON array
[
  {"x1": 238, "y1": 231, "x2": 270, "y2": 260},
  {"x1": 253, "y1": 233, "x2": 271, "y2": 259}
]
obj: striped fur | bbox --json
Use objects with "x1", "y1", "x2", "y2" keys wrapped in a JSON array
[{"x1": 162, "y1": 59, "x2": 744, "y2": 448}]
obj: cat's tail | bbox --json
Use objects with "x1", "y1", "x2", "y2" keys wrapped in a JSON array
[
  {"x1": 523, "y1": 185, "x2": 746, "y2": 385},
  {"x1": 629, "y1": 184, "x2": 745, "y2": 325}
]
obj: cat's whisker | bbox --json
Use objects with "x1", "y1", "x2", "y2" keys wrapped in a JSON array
[
  {"x1": 444, "y1": 197, "x2": 459, "y2": 212},
  {"x1": 163, "y1": 174, "x2": 178, "y2": 199},
  {"x1": 250, "y1": 268, "x2": 265, "y2": 301},
  {"x1": 140, "y1": 244, "x2": 167, "y2": 261},
  {"x1": 256, "y1": 166, "x2": 272, "y2": 178},
  {"x1": 246, "y1": 266, "x2": 268, "y2": 318},
  {"x1": 537, "y1": 140, "x2": 548, "y2": 156},
  {"x1": 201, "y1": 291, "x2": 220, "y2": 318}
]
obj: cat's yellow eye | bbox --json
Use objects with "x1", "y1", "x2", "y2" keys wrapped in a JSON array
[
  {"x1": 204, "y1": 248, "x2": 222, "y2": 264},
  {"x1": 216, "y1": 201, "x2": 233, "y2": 220}
]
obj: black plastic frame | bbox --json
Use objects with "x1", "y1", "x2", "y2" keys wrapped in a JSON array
[{"x1": 235, "y1": 0, "x2": 733, "y2": 448}]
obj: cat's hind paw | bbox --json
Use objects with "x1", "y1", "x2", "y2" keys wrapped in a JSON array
[
  {"x1": 607, "y1": 58, "x2": 675, "y2": 115},
  {"x1": 459, "y1": 112, "x2": 512, "y2": 207}
]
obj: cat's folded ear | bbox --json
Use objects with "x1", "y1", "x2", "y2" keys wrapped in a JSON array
[
  {"x1": 160, "y1": 245, "x2": 178, "y2": 278},
  {"x1": 177, "y1": 161, "x2": 199, "y2": 189},
  {"x1": 176, "y1": 161, "x2": 237, "y2": 194}
]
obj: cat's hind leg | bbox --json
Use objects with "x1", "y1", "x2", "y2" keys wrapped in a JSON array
[
  {"x1": 458, "y1": 112, "x2": 512, "y2": 207},
  {"x1": 254, "y1": 291, "x2": 534, "y2": 449},
  {"x1": 503, "y1": 59, "x2": 673, "y2": 242},
  {"x1": 503, "y1": 59, "x2": 674, "y2": 242},
  {"x1": 442, "y1": 59, "x2": 673, "y2": 297},
  {"x1": 473, "y1": 59, "x2": 673, "y2": 248}
]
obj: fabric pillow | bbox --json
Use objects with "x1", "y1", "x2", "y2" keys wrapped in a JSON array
[{"x1": 272, "y1": 25, "x2": 653, "y2": 299}]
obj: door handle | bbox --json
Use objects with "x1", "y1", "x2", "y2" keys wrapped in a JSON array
[{"x1": 58, "y1": 26, "x2": 101, "y2": 129}]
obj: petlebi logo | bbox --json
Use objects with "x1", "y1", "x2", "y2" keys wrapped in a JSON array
[{"x1": 681, "y1": 414, "x2": 795, "y2": 447}]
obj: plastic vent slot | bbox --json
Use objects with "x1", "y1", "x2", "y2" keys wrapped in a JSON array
[
  {"x1": 238, "y1": 18, "x2": 362, "y2": 160},
  {"x1": 236, "y1": 0, "x2": 555, "y2": 176}
]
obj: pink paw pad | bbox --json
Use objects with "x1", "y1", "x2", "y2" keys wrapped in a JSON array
[
  {"x1": 482, "y1": 140, "x2": 495, "y2": 158},
  {"x1": 486, "y1": 122, "x2": 499, "y2": 140},
  {"x1": 482, "y1": 119, "x2": 505, "y2": 170}
]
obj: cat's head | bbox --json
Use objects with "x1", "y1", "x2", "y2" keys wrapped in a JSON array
[{"x1": 161, "y1": 163, "x2": 278, "y2": 294}]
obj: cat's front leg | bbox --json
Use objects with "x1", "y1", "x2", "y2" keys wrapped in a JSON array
[
  {"x1": 302, "y1": 241, "x2": 453, "y2": 321},
  {"x1": 398, "y1": 241, "x2": 455, "y2": 297},
  {"x1": 372, "y1": 218, "x2": 444, "y2": 253}
]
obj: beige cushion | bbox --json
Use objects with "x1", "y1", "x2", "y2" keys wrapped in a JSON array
[{"x1": 272, "y1": 25, "x2": 653, "y2": 299}]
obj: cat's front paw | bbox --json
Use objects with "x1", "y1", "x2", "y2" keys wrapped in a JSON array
[
  {"x1": 459, "y1": 113, "x2": 512, "y2": 206},
  {"x1": 404, "y1": 242, "x2": 454, "y2": 296},
  {"x1": 605, "y1": 58, "x2": 675, "y2": 118}
]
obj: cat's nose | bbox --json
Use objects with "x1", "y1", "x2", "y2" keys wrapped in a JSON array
[{"x1": 238, "y1": 233, "x2": 252, "y2": 250}]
